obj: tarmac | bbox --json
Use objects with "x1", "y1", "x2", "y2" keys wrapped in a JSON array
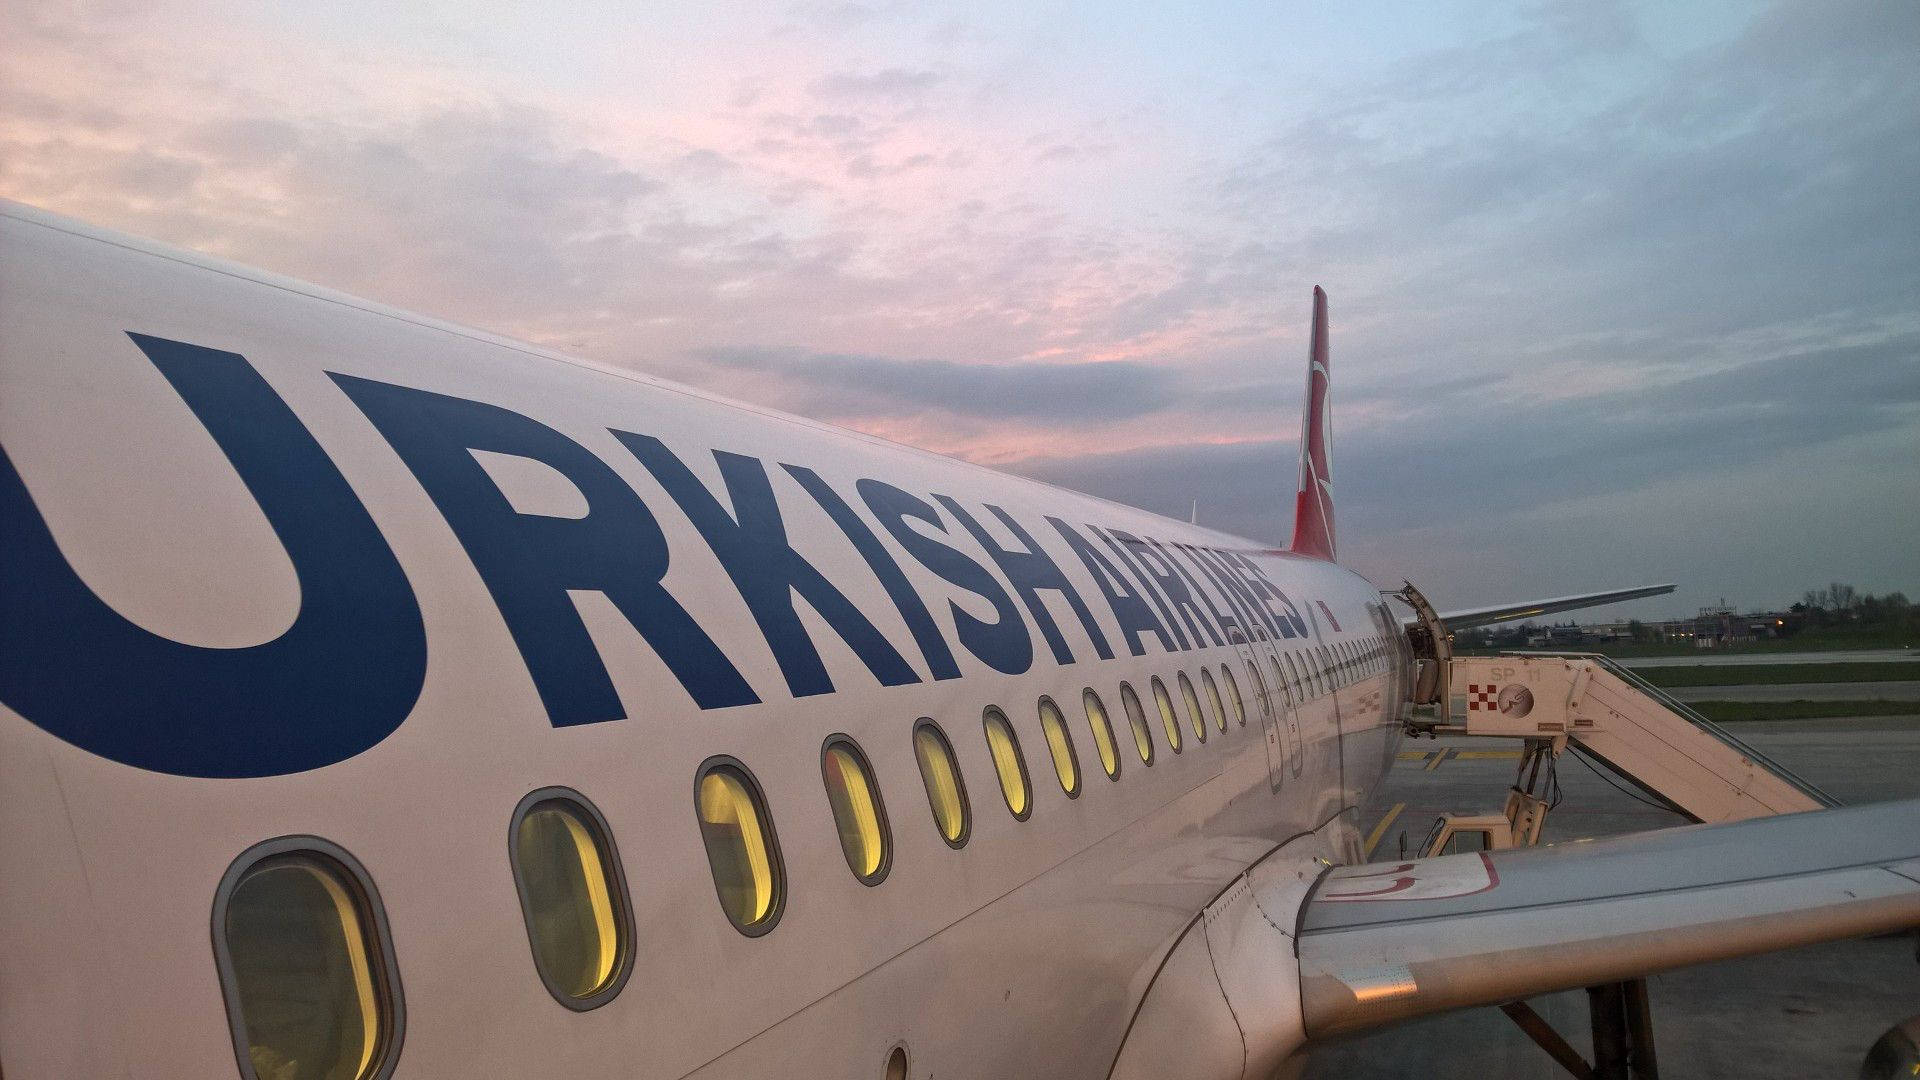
[{"x1": 1301, "y1": 711, "x2": 1920, "y2": 1078}]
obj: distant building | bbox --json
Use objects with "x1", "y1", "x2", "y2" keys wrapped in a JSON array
[
  {"x1": 1686, "y1": 603, "x2": 1789, "y2": 648},
  {"x1": 1573, "y1": 605, "x2": 1792, "y2": 647}
]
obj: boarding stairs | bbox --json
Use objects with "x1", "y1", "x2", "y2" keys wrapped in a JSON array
[
  {"x1": 1389, "y1": 586, "x2": 1845, "y2": 1078},
  {"x1": 1423, "y1": 651, "x2": 1835, "y2": 823}
]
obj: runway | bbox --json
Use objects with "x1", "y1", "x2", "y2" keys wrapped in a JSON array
[{"x1": 1302, "y1": 716, "x2": 1920, "y2": 1078}]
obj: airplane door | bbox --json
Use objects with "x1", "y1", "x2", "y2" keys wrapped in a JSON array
[
  {"x1": 1230, "y1": 632, "x2": 1286, "y2": 793},
  {"x1": 1256, "y1": 641, "x2": 1307, "y2": 778}
]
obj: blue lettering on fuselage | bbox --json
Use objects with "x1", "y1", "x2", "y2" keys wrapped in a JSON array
[
  {"x1": 0, "y1": 334, "x2": 1334, "y2": 776},
  {"x1": 0, "y1": 335, "x2": 428, "y2": 777},
  {"x1": 618, "y1": 433, "x2": 921, "y2": 697}
]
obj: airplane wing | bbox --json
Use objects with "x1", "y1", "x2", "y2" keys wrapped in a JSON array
[
  {"x1": 1431, "y1": 583, "x2": 1676, "y2": 630},
  {"x1": 1296, "y1": 798, "x2": 1920, "y2": 1040}
]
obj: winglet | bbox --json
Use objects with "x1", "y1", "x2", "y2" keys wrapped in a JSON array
[{"x1": 1290, "y1": 286, "x2": 1335, "y2": 560}]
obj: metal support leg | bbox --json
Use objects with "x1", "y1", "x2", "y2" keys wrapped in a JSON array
[
  {"x1": 1622, "y1": 978, "x2": 1659, "y2": 1079},
  {"x1": 1584, "y1": 980, "x2": 1659, "y2": 1079},
  {"x1": 1588, "y1": 983, "x2": 1629, "y2": 1080},
  {"x1": 1499, "y1": 1001, "x2": 1594, "y2": 1079}
]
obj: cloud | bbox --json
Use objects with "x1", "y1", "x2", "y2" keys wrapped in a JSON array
[
  {"x1": 810, "y1": 68, "x2": 943, "y2": 101},
  {"x1": 699, "y1": 346, "x2": 1180, "y2": 422},
  {"x1": 1015, "y1": 333, "x2": 1920, "y2": 538},
  {"x1": 2, "y1": 0, "x2": 1915, "y2": 616}
]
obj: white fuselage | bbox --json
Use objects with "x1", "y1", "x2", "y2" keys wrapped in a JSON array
[{"x1": 0, "y1": 202, "x2": 1408, "y2": 1078}]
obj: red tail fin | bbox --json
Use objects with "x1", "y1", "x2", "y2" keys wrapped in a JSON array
[{"x1": 1290, "y1": 286, "x2": 1335, "y2": 560}]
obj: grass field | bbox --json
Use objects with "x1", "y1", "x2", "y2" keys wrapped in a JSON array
[
  {"x1": 1456, "y1": 627, "x2": 1918, "y2": 659},
  {"x1": 1636, "y1": 662, "x2": 1920, "y2": 687},
  {"x1": 1689, "y1": 700, "x2": 1920, "y2": 722}
]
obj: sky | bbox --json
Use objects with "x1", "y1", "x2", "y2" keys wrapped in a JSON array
[{"x1": 4, "y1": 0, "x2": 1916, "y2": 621}]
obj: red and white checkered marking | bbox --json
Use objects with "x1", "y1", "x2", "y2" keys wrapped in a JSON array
[{"x1": 1467, "y1": 683, "x2": 1499, "y2": 711}]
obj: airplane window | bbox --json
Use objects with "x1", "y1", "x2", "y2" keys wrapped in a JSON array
[
  {"x1": 1201, "y1": 668, "x2": 1228, "y2": 733},
  {"x1": 1220, "y1": 665, "x2": 1247, "y2": 726},
  {"x1": 1317, "y1": 647, "x2": 1333, "y2": 693},
  {"x1": 1151, "y1": 676, "x2": 1183, "y2": 753},
  {"x1": 1284, "y1": 652, "x2": 1305, "y2": 700},
  {"x1": 983, "y1": 706, "x2": 1033, "y2": 819},
  {"x1": 822, "y1": 737, "x2": 891, "y2": 885},
  {"x1": 509, "y1": 790, "x2": 635, "y2": 1003},
  {"x1": 214, "y1": 840, "x2": 401, "y2": 1080},
  {"x1": 1083, "y1": 688, "x2": 1121, "y2": 780},
  {"x1": 1038, "y1": 696, "x2": 1082, "y2": 798},
  {"x1": 1120, "y1": 681, "x2": 1155, "y2": 765},
  {"x1": 913, "y1": 720, "x2": 970, "y2": 848},
  {"x1": 696, "y1": 762, "x2": 786, "y2": 935},
  {"x1": 886, "y1": 1045, "x2": 909, "y2": 1080},
  {"x1": 1177, "y1": 672, "x2": 1207, "y2": 743}
]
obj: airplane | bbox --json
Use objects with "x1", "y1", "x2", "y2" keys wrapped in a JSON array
[{"x1": 1, "y1": 197, "x2": 1915, "y2": 1080}]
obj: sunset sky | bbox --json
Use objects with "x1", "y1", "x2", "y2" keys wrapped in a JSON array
[{"x1": 5, "y1": 0, "x2": 1916, "y2": 619}]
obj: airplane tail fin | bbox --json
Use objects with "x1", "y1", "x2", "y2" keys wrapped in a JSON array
[{"x1": 1290, "y1": 286, "x2": 1336, "y2": 560}]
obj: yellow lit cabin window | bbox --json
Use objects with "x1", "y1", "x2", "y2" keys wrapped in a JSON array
[
  {"x1": 1120, "y1": 682, "x2": 1154, "y2": 765},
  {"x1": 696, "y1": 763, "x2": 785, "y2": 935},
  {"x1": 1220, "y1": 665, "x2": 1246, "y2": 726},
  {"x1": 983, "y1": 706, "x2": 1033, "y2": 819},
  {"x1": 913, "y1": 720, "x2": 970, "y2": 847},
  {"x1": 1152, "y1": 677, "x2": 1183, "y2": 753},
  {"x1": 1037, "y1": 696, "x2": 1081, "y2": 797},
  {"x1": 1178, "y1": 672, "x2": 1206, "y2": 743},
  {"x1": 1201, "y1": 668, "x2": 1227, "y2": 733},
  {"x1": 822, "y1": 738, "x2": 891, "y2": 885},
  {"x1": 215, "y1": 843, "x2": 399, "y2": 1080},
  {"x1": 512, "y1": 793, "x2": 633, "y2": 1003},
  {"x1": 1083, "y1": 689, "x2": 1120, "y2": 779}
]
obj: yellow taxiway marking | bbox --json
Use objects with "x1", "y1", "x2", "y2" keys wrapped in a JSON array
[
  {"x1": 1363, "y1": 802, "x2": 1406, "y2": 858},
  {"x1": 1396, "y1": 750, "x2": 1433, "y2": 762},
  {"x1": 1424, "y1": 748, "x2": 1452, "y2": 771},
  {"x1": 1454, "y1": 750, "x2": 1524, "y2": 760}
]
